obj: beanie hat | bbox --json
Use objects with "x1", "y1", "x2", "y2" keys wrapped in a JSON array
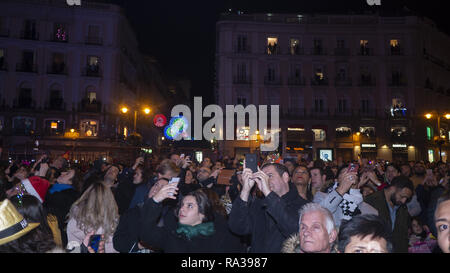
[{"x1": 21, "y1": 176, "x2": 50, "y2": 203}]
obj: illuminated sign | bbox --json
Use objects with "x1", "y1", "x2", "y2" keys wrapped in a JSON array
[
  {"x1": 288, "y1": 128, "x2": 305, "y2": 131},
  {"x1": 51, "y1": 122, "x2": 58, "y2": 129},
  {"x1": 392, "y1": 144, "x2": 407, "y2": 148},
  {"x1": 362, "y1": 144, "x2": 376, "y2": 148},
  {"x1": 66, "y1": 0, "x2": 81, "y2": 6}
]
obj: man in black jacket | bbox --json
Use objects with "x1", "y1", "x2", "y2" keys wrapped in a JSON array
[{"x1": 228, "y1": 162, "x2": 309, "y2": 253}]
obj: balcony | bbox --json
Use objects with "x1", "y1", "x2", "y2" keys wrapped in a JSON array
[
  {"x1": 45, "y1": 98, "x2": 66, "y2": 111},
  {"x1": 20, "y1": 30, "x2": 39, "y2": 40},
  {"x1": 287, "y1": 76, "x2": 306, "y2": 86},
  {"x1": 288, "y1": 46, "x2": 304, "y2": 55},
  {"x1": 85, "y1": 36, "x2": 103, "y2": 45},
  {"x1": 82, "y1": 66, "x2": 101, "y2": 77},
  {"x1": 47, "y1": 63, "x2": 67, "y2": 75},
  {"x1": 79, "y1": 98, "x2": 102, "y2": 113},
  {"x1": 359, "y1": 47, "x2": 374, "y2": 56},
  {"x1": 334, "y1": 109, "x2": 353, "y2": 117},
  {"x1": 50, "y1": 35, "x2": 69, "y2": 43},
  {"x1": 310, "y1": 47, "x2": 327, "y2": 55},
  {"x1": 16, "y1": 62, "x2": 38, "y2": 73},
  {"x1": 13, "y1": 98, "x2": 36, "y2": 109},
  {"x1": 334, "y1": 48, "x2": 350, "y2": 56},
  {"x1": 266, "y1": 44, "x2": 280, "y2": 55},
  {"x1": 335, "y1": 77, "x2": 352, "y2": 87},
  {"x1": 390, "y1": 46, "x2": 404, "y2": 56},
  {"x1": 264, "y1": 76, "x2": 282, "y2": 85},
  {"x1": 233, "y1": 76, "x2": 252, "y2": 85},
  {"x1": 358, "y1": 76, "x2": 376, "y2": 87},
  {"x1": 0, "y1": 28, "x2": 10, "y2": 37},
  {"x1": 311, "y1": 77, "x2": 329, "y2": 86}
]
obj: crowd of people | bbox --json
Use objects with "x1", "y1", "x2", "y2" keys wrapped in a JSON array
[{"x1": 0, "y1": 152, "x2": 449, "y2": 254}]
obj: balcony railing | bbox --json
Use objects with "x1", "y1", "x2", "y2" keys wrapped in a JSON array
[
  {"x1": 47, "y1": 63, "x2": 67, "y2": 75},
  {"x1": 0, "y1": 28, "x2": 10, "y2": 37},
  {"x1": 13, "y1": 98, "x2": 36, "y2": 109},
  {"x1": 288, "y1": 46, "x2": 304, "y2": 55},
  {"x1": 358, "y1": 76, "x2": 376, "y2": 87},
  {"x1": 310, "y1": 108, "x2": 330, "y2": 117},
  {"x1": 359, "y1": 47, "x2": 374, "y2": 56},
  {"x1": 264, "y1": 76, "x2": 282, "y2": 85},
  {"x1": 388, "y1": 78, "x2": 407, "y2": 87},
  {"x1": 287, "y1": 77, "x2": 306, "y2": 86},
  {"x1": 233, "y1": 76, "x2": 252, "y2": 84},
  {"x1": 311, "y1": 77, "x2": 329, "y2": 86},
  {"x1": 45, "y1": 99, "x2": 66, "y2": 111},
  {"x1": 16, "y1": 62, "x2": 38, "y2": 73},
  {"x1": 233, "y1": 44, "x2": 251, "y2": 54},
  {"x1": 266, "y1": 44, "x2": 280, "y2": 55},
  {"x1": 51, "y1": 35, "x2": 69, "y2": 43},
  {"x1": 82, "y1": 66, "x2": 102, "y2": 77},
  {"x1": 334, "y1": 48, "x2": 350, "y2": 56},
  {"x1": 85, "y1": 36, "x2": 103, "y2": 45},
  {"x1": 334, "y1": 109, "x2": 353, "y2": 117},
  {"x1": 310, "y1": 47, "x2": 327, "y2": 55},
  {"x1": 79, "y1": 98, "x2": 102, "y2": 112},
  {"x1": 358, "y1": 108, "x2": 377, "y2": 117},
  {"x1": 390, "y1": 46, "x2": 404, "y2": 56},
  {"x1": 20, "y1": 30, "x2": 39, "y2": 40},
  {"x1": 335, "y1": 77, "x2": 352, "y2": 87}
]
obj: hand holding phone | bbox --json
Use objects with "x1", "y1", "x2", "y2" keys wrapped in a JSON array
[
  {"x1": 245, "y1": 153, "x2": 258, "y2": 173},
  {"x1": 88, "y1": 234, "x2": 102, "y2": 253}
]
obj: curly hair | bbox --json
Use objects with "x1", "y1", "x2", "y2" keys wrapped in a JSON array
[{"x1": 67, "y1": 181, "x2": 119, "y2": 238}]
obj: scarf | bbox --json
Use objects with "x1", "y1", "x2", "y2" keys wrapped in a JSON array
[
  {"x1": 48, "y1": 183, "x2": 74, "y2": 194},
  {"x1": 176, "y1": 222, "x2": 215, "y2": 240}
]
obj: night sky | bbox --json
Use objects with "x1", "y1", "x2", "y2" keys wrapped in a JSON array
[{"x1": 106, "y1": 0, "x2": 449, "y2": 105}]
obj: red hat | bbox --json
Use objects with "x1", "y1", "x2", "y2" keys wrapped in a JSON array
[{"x1": 21, "y1": 176, "x2": 50, "y2": 203}]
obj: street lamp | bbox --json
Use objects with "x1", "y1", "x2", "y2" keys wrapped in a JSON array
[
  {"x1": 424, "y1": 111, "x2": 450, "y2": 161},
  {"x1": 120, "y1": 106, "x2": 151, "y2": 134}
]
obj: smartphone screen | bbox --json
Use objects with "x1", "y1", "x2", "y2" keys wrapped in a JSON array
[
  {"x1": 169, "y1": 177, "x2": 180, "y2": 184},
  {"x1": 426, "y1": 169, "x2": 433, "y2": 176},
  {"x1": 89, "y1": 235, "x2": 102, "y2": 253},
  {"x1": 245, "y1": 153, "x2": 258, "y2": 173}
]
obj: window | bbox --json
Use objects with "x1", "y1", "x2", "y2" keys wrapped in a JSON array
[
  {"x1": 290, "y1": 38, "x2": 300, "y2": 55},
  {"x1": 314, "y1": 98, "x2": 324, "y2": 112},
  {"x1": 0, "y1": 48, "x2": 4, "y2": 69},
  {"x1": 336, "y1": 126, "x2": 352, "y2": 138},
  {"x1": 44, "y1": 119, "x2": 65, "y2": 136},
  {"x1": 87, "y1": 92, "x2": 97, "y2": 103},
  {"x1": 428, "y1": 149, "x2": 434, "y2": 163},
  {"x1": 361, "y1": 99, "x2": 370, "y2": 112},
  {"x1": 0, "y1": 116, "x2": 3, "y2": 131},
  {"x1": 20, "y1": 51, "x2": 35, "y2": 72},
  {"x1": 337, "y1": 39, "x2": 345, "y2": 49},
  {"x1": 337, "y1": 65, "x2": 347, "y2": 80},
  {"x1": 54, "y1": 23, "x2": 67, "y2": 42},
  {"x1": 267, "y1": 37, "x2": 278, "y2": 55},
  {"x1": 312, "y1": 129, "x2": 326, "y2": 141},
  {"x1": 237, "y1": 96, "x2": 247, "y2": 107},
  {"x1": 80, "y1": 120, "x2": 98, "y2": 137},
  {"x1": 390, "y1": 98, "x2": 406, "y2": 117},
  {"x1": 313, "y1": 66, "x2": 325, "y2": 82},
  {"x1": 237, "y1": 35, "x2": 248, "y2": 52},
  {"x1": 195, "y1": 151, "x2": 203, "y2": 163},
  {"x1": 23, "y1": 19, "x2": 37, "y2": 39},
  {"x1": 391, "y1": 126, "x2": 408, "y2": 138},
  {"x1": 267, "y1": 64, "x2": 276, "y2": 82},
  {"x1": 313, "y1": 39, "x2": 323, "y2": 54},
  {"x1": 50, "y1": 52, "x2": 65, "y2": 74},
  {"x1": 88, "y1": 25, "x2": 100, "y2": 38},
  {"x1": 359, "y1": 126, "x2": 376, "y2": 137},
  {"x1": 12, "y1": 116, "x2": 35, "y2": 135},
  {"x1": 236, "y1": 63, "x2": 247, "y2": 81},
  {"x1": 338, "y1": 99, "x2": 347, "y2": 113},
  {"x1": 18, "y1": 86, "x2": 32, "y2": 108},
  {"x1": 86, "y1": 56, "x2": 100, "y2": 76},
  {"x1": 360, "y1": 40, "x2": 370, "y2": 55},
  {"x1": 426, "y1": 126, "x2": 433, "y2": 140}
]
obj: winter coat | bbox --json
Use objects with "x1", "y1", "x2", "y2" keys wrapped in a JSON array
[
  {"x1": 364, "y1": 190, "x2": 411, "y2": 253},
  {"x1": 114, "y1": 168, "x2": 144, "y2": 215},
  {"x1": 139, "y1": 198, "x2": 244, "y2": 253},
  {"x1": 228, "y1": 186, "x2": 309, "y2": 253},
  {"x1": 281, "y1": 233, "x2": 337, "y2": 253}
]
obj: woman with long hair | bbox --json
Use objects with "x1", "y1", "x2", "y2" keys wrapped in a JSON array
[{"x1": 66, "y1": 181, "x2": 119, "y2": 253}]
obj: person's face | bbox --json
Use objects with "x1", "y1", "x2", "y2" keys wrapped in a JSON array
[
  {"x1": 149, "y1": 179, "x2": 168, "y2": 198},
  {"x1": 185, "y1": 170, "x2": 194, "y2": 184},
  {"x1": 438, "y1": 164, "x2": 448, "y2": 176},
  {"x1": 343, "y1": 235, "x2": 389, "y2": 253},
  {"x1": 56, "y1": 169, "x2": 75, "y2": 185},
  {"x1": 434, "y1": 200, "x2": 450, "y2": 253},
  {"x1": 299, "y1": 211, "x2": 335, "y2": 253},
  {"x1": 284, "y1": 161, "x2": 294, "y2": 174},
  {"x1": 386, "y1": 166, "x2": 399, "y2": 182},
  {"x1": 390, "y1": 187, "x2": 413, "y2": 206},
  {"x1": 197, "y1": 167, "x2": 211, "y2": 182},
  {"x1": 310, "y1": 168, "x2": 325, "y2": 190},
  {"x1": 14, "y1": 167, "x2": 28, "y2": 180},
  {"x1": 411, "y1": 219, "x2": 423, "y2": 235},
  {"x1": 178, "y1": 196, "x2": 204, "y2": 226},
  {"x1": 262, "y1": 165, "x2": 289, "y2": 197},
  {"x1": 54, "y1": 157, "x2": 64, "y2": 169},
  {"x1": 202, "y1": 158, "x2": 212, "y2": 168},
  {"x1": 170, "y1": 154, "x2": 180, "y2": 165},
  {"x1": 105, "y1": 166, "x2": 119, "y2": 181},
  {"x1": 361, "y1": 186, "x2": 375, "y2": 197},
  {"x1": 414, "y1": 163, "x2": 425, "y2": 175},
  {"x1": 292, "y1": 166, "x2": 310, "y2": 187},
  {"x1": 400, "y1": 165, "x2": 411, "y2": 177},
  {"x1": 133, "y1": 168, "x2": 143, "y2": 184}
]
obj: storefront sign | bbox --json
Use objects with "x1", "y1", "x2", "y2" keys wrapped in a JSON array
[
  {"x1": 361, "y1": 144, "x2": 376, "y2": 148},
  {"x1": 392, "y1": 144, "x2": 407, "y2": 148}
]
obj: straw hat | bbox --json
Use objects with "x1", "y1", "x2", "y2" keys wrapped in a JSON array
[{"x1": 0, "y1": 199, "x2": 40, "y2": 245}]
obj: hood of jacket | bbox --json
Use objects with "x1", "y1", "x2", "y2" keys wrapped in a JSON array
[{"x1": 281, "y1": 233, "x2": 338, "y2": 253}]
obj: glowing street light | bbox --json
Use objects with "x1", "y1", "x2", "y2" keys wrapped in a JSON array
[
  {"x1": 121, "y1": 107, "x2": 129, "y2": 114},
  {"x1": 425, "y1": 113, "x2": 432, "y2": 119},
  {"x1": 144, "y1": 108, "x2": 151, "y2": 115},
  {"x1": 445, "y1": 114, "x2": 450, "y2": 120},
  {"x1": 70, "y1": 128, "x2": 75, "y2": 133}
]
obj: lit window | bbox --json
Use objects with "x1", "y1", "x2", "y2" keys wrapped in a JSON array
[
  {"x1": 426, "y1": 127, "x2": 433, "y2": 140},
  {"x1": 195, "y1": 151, "x2": 203, "y2": 163},
  {"x1": 360, "y1": 40, "x2": 369, "y2": 47},
  {"x1": 336, "y1": 126, "x2": 351, "y2": 138},
  {"x1": 428, "y1": 149, "x2": 434, "y2": 163},
  {"x1": 390, "y1": 40, "x2": 399, "y2": 47},
  {"x1": 312, "y1": 129, "x2": 326, "y2": 141},
  {"x1": 267, "y1": 37, "x2": 278, "y2": 54},
  {"x1": 290, "y1": 38, "x2": 300, "y2": 55},
  {"x1": 359, "y1": 126, "x2": 376, "y2": 137},
  {"x1": 81, "y1": 119, "x2": 98, "y2": 137},
  {"x1": 45, "y1": 119, "x2": 65, "y2": 136},
  {"x1": 12, "y1": 117, "x2": 35, "y2": 135}
]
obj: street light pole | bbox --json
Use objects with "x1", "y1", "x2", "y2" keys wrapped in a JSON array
[{"x1": 134, "y1": 110, "x2": 137, "y2": 133}]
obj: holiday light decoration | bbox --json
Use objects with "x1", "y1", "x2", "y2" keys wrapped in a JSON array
[{"x1": 164, "y1": 115, "x2": 188, "y2": 140}]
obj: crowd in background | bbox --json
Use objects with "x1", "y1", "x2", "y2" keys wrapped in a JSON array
[{"x1": 0, "y1": 151, "x2": 449, "y2": 254}]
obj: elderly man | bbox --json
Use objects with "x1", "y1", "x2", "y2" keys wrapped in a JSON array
[
  {"x1": 282, "y1": 203, "x2": 337, "y2": 253},
  {"x1": 434, "y1": 191, "x2": 450, "y2": 253},
  {"x1": 229, "y1": 162, "x2": 309, "y2": 253}
]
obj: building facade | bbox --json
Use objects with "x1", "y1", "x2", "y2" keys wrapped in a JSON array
[
  {"x1": 215, "y1": 12, "x2": 450, "y2": 162},
  {"x1": 0, "y1": 0, "x2": 170, "y2": 163}
]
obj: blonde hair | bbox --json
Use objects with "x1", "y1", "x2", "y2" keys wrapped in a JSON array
[
  {"x1": 156, "y1": 159, "x2": 180, "y2": 176},
  {"x1": 67, "y1": 181, "x2": 119, "y2": 238}
]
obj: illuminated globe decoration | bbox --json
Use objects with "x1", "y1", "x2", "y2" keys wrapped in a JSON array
[
  {"x1": 153, "y1": 114, "x2": 167, "y2": 127},
  {"x1": 164, "y1": 116, "x2": 189, "y2": 140}
]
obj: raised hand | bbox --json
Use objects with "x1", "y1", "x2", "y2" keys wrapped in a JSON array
[
  {"x1": 252, "y1": 167, "x2": 271, "y2": 196},
  {"x1": 152, "y1": 182, "x2": 179, "y2": 203},
  {"x1": 337, "y1": 169, "x2": 358, "y2": 195}
]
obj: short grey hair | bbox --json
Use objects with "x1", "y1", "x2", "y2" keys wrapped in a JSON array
[{"x1": 298, "y1": 203, "x2": 336, "y2": 235}]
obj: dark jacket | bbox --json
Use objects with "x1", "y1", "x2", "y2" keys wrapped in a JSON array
[
  {"x1": 114, "y1": 167, "x2": 143, "y2": 215},
  {"x1": 364, "y1": 190, "x2": 411, "y2": 253},
  {"x1": 128, "y1": 176, "x2": 158, "y2": 209},
  {"x1": 140, "y1": 198, "x2": 244, "y2": 253},
  {"x1": 44, "y1": 184, "x2": 80, "y2": 247},
  {"x1": 228, "y1": 186, "x2": 309, "y2": 253}
]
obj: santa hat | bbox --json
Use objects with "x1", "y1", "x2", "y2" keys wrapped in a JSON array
[{"x1": 21, "y1": 176, "x2": 50, "y2": 203}]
